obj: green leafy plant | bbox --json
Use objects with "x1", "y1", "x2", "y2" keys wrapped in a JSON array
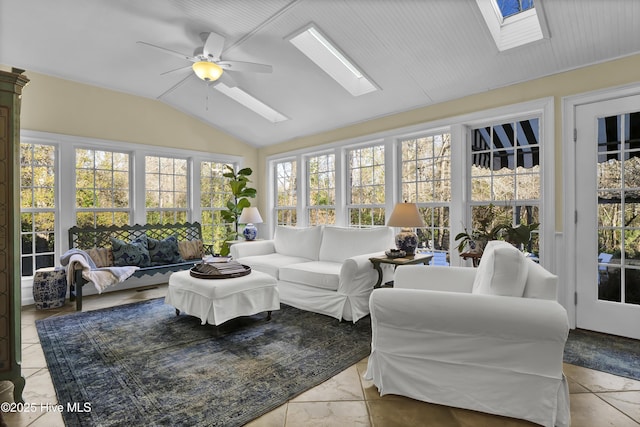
[
  {"x1": 219, "y1": 165, "x2": 256, "y2": 255},
  {"x1": 454, "y1": 204, "x2": 539, "y2": 254}
]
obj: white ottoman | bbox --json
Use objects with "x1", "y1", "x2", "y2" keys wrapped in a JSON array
[{"x1": 165, "y1": 269, "x2": 279, "y2": 326}]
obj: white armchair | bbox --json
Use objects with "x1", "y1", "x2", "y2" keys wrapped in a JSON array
[{"x1": 365, "y1": 241, "x2": 570, "y2": 427}]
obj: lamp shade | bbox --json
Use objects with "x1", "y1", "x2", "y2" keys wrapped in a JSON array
[
  {"x1": 386, "y1": 203, "x2": 424, "y2": 228},
  {"x1": 192, "y1": 61, "x2": 223, "y2": 81},
  {"x1": 238, "y1": 207, "x2": 263, "y2": 224}
]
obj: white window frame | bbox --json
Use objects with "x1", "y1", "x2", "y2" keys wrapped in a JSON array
[
  {"x1": 266, "y1": 97, "x2": 554, "y2": 269},
  {"x1": 144, "y1": 154, "x2": 190, "y2": 224},
  {"x1": 346, "y1": 142, "x2": 386, "y2": 228},
  {"x1": 19, "y1": 130, "x2": 242, "y2": 305},
  {"x1": 306, "y1": 152, "x2": 336, "y2": 225}
]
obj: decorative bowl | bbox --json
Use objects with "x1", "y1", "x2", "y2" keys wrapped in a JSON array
[{"x1": 385, "y1": 249, "x2": 406, "y2": 259}]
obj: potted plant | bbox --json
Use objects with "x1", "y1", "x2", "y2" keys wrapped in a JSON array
[
  {"x1": 455, "y1": 204, "x2": 539, "y2": 255},
  {"x1": 219, "y1": 165, "x2": 256, "y2": 255}
]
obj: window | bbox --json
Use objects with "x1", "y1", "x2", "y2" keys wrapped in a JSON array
[
  {"x1": 470, "y1": 118, "x2": 540, "y2": 253},
  {"x1": 496, "y1": 0, "x2": 534, "y2": 18},
  {"x1": 307, "y1": 154, "x2": 336, "y2": 225},
  {"x1": 20, "y1": 143, "x2": 56, "y2": 276},
  {"x1": 145, "y1": 156, "x2": 188, "y2": 224},
  {"x1": 348, "y1": 145, "x2": 385, "y2": 227},
  {"x1": 275, "y1": 160, "x2": 297, "y2": 226},
  {"x1": 401, "y1": 133, "x2": 451, "y2": 252},
  {"x1": 75, "y1": 149, "x2": 130, "y2": 227},
  {"x1": 476, "y1": 0, "x2": 545, "y2": 51},
  {"x1": 200, "y1": 161, "x2": 233, "y2": 254}
]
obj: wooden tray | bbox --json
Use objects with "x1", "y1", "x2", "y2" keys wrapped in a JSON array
[{"x1": 189, "y1": 262, "x2": 251, "y2": 279}]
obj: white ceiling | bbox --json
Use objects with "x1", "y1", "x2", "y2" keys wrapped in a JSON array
[{"x1": 2, "y1": 0, "x2": 640, "y2": 148}]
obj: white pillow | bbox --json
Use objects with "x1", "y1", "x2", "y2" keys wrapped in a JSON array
[
  {"x1": 318, "y1": 226, "x2": 393, "y2": 263},
  {"x1": 273, "y1": 226, "x2": 323, "y2": 260},
  {"x1": 472, "y1": 240, "x2": 528, "y2": 297}
]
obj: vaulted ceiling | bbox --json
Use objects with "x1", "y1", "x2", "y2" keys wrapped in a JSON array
[{"x1": 2, "y1": 0, "x2": 640, "y2": 147}]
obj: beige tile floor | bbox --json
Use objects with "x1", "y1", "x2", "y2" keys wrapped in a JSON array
[{"x1": 4, "y1": 284, "x2": 640, "y2": 427}]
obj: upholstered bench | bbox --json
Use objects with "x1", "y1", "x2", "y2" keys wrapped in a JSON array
[{"x1": 165, "y1": 269, "x2": 280, "y2": 326}]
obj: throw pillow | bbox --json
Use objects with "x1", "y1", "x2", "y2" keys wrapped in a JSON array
[
  {"x1": 178, "y1": 239, "x2": 204, "y2": 260},
  {"x1": 111, "y1": 236, "x2": 151, "y2": 268},
  {"x1": 472, "y1": 240, "x2": 528, "y2": 297},
  {"x1": 146, "y1": 235, "x2": 183, "y2": 266},
  {"x1": 86, "y1": 247, "x2": 114, "y2": 268}
]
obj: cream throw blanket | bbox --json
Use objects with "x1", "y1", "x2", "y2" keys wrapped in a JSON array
[{"x1": 61, "y1": 249, "x2": 139, "y2": 293}]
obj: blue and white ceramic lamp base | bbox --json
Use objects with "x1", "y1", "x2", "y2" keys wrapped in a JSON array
[
  {"x1": 243, "y1": 223, "x2": 258, "y2": 241},
  {"x1": 395, "y1": 228, "x2": 418, "y2": 256}
]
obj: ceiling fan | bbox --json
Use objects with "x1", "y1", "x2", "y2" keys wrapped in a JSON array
[{"x1": 137, "y1": 31, "x2": 273, "y2": 96}]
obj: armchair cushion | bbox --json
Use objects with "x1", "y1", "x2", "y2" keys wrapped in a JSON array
[{"x1": 472, "y1": 240, "x2": 527, "y2": 297}]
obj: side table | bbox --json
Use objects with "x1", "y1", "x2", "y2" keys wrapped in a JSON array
[{"x1": 369, "y1": 253, "x2": 433, "y2": 288}]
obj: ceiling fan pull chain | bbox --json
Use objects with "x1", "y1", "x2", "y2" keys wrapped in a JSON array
[{"x1": 205, "y1": 82, "x2": 210, "y2": 111}]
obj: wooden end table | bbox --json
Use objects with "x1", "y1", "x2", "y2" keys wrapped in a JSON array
[{"x1": 369, "y1": 253, "x2": 434, "y2": 288}]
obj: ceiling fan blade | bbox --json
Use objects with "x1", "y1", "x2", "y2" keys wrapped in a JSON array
[
  {"x1": 157, "y1": 73, "x2": 194, "y2": 99},
  {"x1": 219, "y1": 72, "x2": 238, "y2": 88},
  {"x1": 202, "y1": 32, "x2": 225, "y2": 59},
  {"x1": 217, "y1": 60, "x2": 272, "y2": 73},
  {"x1": 160, "y1": 65, "x2": 192, "y2": 76},
  {"x1": 137, "y1": 41, "x2": 194, "y2": 62}
]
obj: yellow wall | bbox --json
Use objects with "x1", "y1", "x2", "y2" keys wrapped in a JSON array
[
  {"x1": 257, "y1": 53, "x2": 640, "y2": 231},
  {"x1": 9, "y1": 54, "x2": 640, "y2": 232},
  {"x1": 9, "y1": 68, "x2": 258, "y2": 172}
]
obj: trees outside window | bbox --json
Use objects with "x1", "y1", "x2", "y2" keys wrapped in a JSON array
[
  {"x1": 401, "y1": 133, "x2": 451, "y2": 252},
  {"x1": 307, "y1": 154, "x2": 336, "y2": 225},
  {"x1": 145, "y1": 156, "x2": 188, "y2": 224},
  {"x1": 20, "y1": 143, "x2": 56, "y2": 276},
  {"x1": 348, "y1": 145, "x2": 385, "y2": 227},
  {"x1": 275, "y1": 160, "x2": 297, "y2": 226},
  {"x1": 200, "y1": 161, "x2": 233, "y2": 254},
  {"x1": 75, "y1": 149, "x2": 130, "y2": 228}
]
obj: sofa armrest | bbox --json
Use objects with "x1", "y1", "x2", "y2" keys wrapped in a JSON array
[
  {"x1": 230, "y1": 240, "x2": 276, "y2": 259},
  {"x1": 394, "y1": 265, "x2": 475, "y2": 293},
  {"x1": 338, "y1": 251, "x2": 389, "y2": 295}
]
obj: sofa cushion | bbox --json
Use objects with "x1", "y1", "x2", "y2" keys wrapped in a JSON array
[
  {"x1": 472, "y1": 240, "x2": 528, "y2": 297},
  {"x1": 274, "y1": 226, "x2": 323, "y2": 261},
  {"x1": 236, "y1": 253, "x2": 313, "y2": 279},
  {"x1": 147, "y1": 235, "x2": 183, "y2": 266},
  {"x1": 318, "y1": 226, "x2": 392, "y2": 263},
  {"x1": 279, "y1": 261, "x2": 342, "y2": 291}
]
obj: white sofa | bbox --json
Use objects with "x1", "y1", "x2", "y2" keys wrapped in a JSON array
[
  {"x1": 230, "y1": 225, "x2": 394, "y2": 322},
  {"x1": 365, "y1": 241, "x2": 571, "y2": 427}
]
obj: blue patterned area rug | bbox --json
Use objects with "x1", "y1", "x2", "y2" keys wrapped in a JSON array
[
  {"x1": 564, "y1": 329, "x2": 640, "y2": 381},
  {"x1": 36, "y1": 298, "x2": 372, "y2": 427}
]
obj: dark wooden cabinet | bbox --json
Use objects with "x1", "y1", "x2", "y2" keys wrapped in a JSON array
[{"x1": 0, "y1": 68, "x2": 29, "y2": 403}]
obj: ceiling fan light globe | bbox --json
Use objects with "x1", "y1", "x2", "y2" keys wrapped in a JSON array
[{"x1": 192, "y1": 61, "x2": 223, "y2": 81}]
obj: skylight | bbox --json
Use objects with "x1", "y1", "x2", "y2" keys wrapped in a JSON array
[
  {"x1": 496, "y1": 0, "x2": 534, "y2": 19},
  {"x1": 288, "y1": 25, "x2": 378, "y2": 97},
  {"x1": 214, "y1": 83, "x2": 288, "y2": 123},
  {"x1": 476, "y1": 0, "x2": 545, "y2": 51}
]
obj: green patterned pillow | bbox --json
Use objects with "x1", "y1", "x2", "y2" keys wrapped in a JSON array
[
  {"x1": 110, "y1": 236, "x2": 151, "y2": 267},
  {"x1": 146, "y1": 235, "x2": 183, "y2": 266}
]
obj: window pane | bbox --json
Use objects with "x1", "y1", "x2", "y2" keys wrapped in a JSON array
[{"x1": 76, "y1": 148, "x2": 130, "y2": 227}]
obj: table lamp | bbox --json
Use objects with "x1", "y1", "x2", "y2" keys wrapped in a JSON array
[
  {"x1": 238, "y1": 207, "x2": 263, "y2": 241},
  {"x1": 386, "y1": 202, "x2": 425, "y2": 255}
]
